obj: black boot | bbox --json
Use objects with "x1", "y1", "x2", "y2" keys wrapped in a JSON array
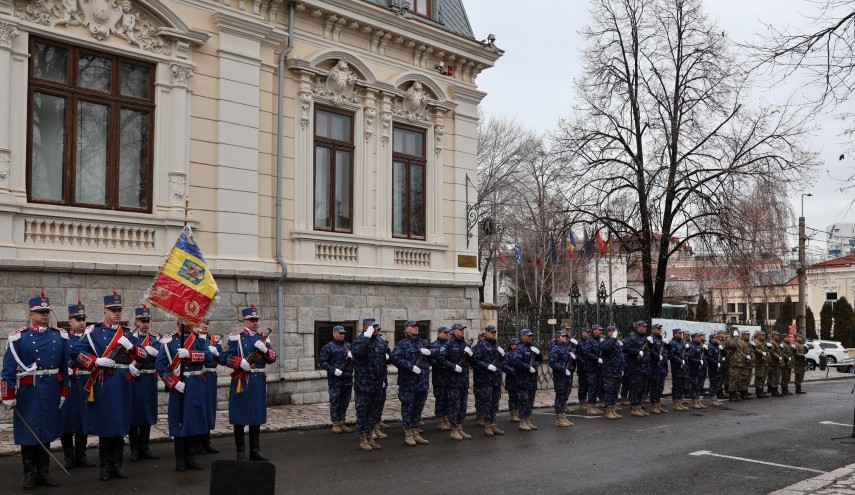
[
  {"x1": 61, "y1": 433, "x2": 75, "y2": 470},
  {"x1": 797, "y1": 384, "x2": 806, "y2": 394},
  {"x1": 740, "y1": 390, "x2": 752, "y2": 400},
  {"x1": 185, "y1": 436, "x2": 204, "y2": 470},
  {"x1": 36, "y1": 447, "x2": 59, "y2": 487},
  {"x1": 782, "y1": 385, "x2": 793, "y2": 396},
  {"x1": 98, "y1": 439, "x2": 111, "y2": 481},
  {"x1": 248, "y1": 426, "x2": 268, "y2": 461},
  {"x1": 771, "y1": 386, "x2": 782, "y2": 397},
  {"x1": 74, "y1": 433, "x2": 95, "y2": 467},
  {"x1": 110, "y1": 437, "x2": 129, "y2": 479},
  {"x1": 234, "y1": 426, "x2": 246, "y2": 461},
  {"x1": 138, "y1": 425, "x2": 159, "y2": 460},
  {"x1": 21, "y1": 445, "x2": 37, "y2": 490},
  {"x1": 716, "y1": 390, "x2": 727, "y2": 400},
  {"x1": 128, "y1": 426, "x2": 140, "y2": 462},
  {"x1": 755, "y1": 388, "x2": 768, "y2": 399},
  {"x1": 201, "y1": 432, "x2": 219, "y2": 454},
  {"x1": 729, "y1": 391, "x2": 741, "y2": 402},
  {"x1": 174, "y1": 437, "x2": 186, "y2": 472}
]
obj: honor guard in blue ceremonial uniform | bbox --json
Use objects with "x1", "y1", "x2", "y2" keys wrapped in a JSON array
[
  {"x1": 506, "y1": 328, "x2": 543, "y2": 431},
  {"x1": 548, "y1": 329, "x2": 574, "y2": 427},
  {"x1": 155, "y1": 321, "x2": 213, "y2": 471},
  {"x1": 429, "y1": 326, "x2": 452, "y2": 430},
  {"x1": 622, "y1": 321, "x2": 652, "y2": 417},
  {"x1": 444, "y1": 322, "x2": 473, "y2": 440},
  {"x1": 575, "y1": 327, "x2": 591, "y2": 411},
  {"x1": 128, "y1": 305, "x2": 160, "y2": 462},
  {"x1": 648, "y1": 324, "x2": 670, "y2": 415},
  {"x1": 706, "y1": 333, "x2": 724, "y2": 406},
  {"x1": 352, "y1": 319, "x2": 387, "y2": 451},
  {"x1": 687, "y1": 332, "x2": 708, "y2": 410},
  {"x1": 2, "y1": 293, "x2": 70, "y2": 490},
  {"x1": 59, "y1": 300, "x2": 96, "y2": 470},
  {"x1": 319, "y1": 325, "x2": 354, "y2": 434},
  {"x1": 70, "y1": 291, "x2": 149, "y2": 482},
  {"x1": 601, "y1": 326, "x2": 625, "y2": 420},
  {"x1": 220, "y1": 305, "x2": 276, "y2": 461},
  {"x1": 390, "y1": 320, "x2": 432, "y2": 446},
  {"x1": 503, "y1": 338, "x2": 520, "y2": 422},
  {"x1": 585, "y1": 325, "x2": 605, "y2": 415},
  {"x1": 668, "y1": 328, "x2": 688, "y2": 411},
  {"x1": 472, "y1": 324, "x2": 506, "y2": 436},
  {"x1": 196, "y1": 319, "x2": 222, "y2": 454}
]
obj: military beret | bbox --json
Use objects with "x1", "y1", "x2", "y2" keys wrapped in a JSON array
[
  {"x1": 485, "y1": 325, "x2": 497, "y2": 333},
  {"x1": 405, "y1": 320, "x2": 418, "y2": 327},
  {"x1": 519, "y1": 328, "x2": 533, "y2": 336},
  {"x1": 451, "y1": 323, "x2": 467, "y2": 330},
  {"x1": 437, "y1": 326, "x2": 451, "y2": 334}
]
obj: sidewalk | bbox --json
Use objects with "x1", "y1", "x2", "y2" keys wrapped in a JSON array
[
  {"x1": 1, "y1": 368, "x2": 850, "y2": 457},
  {"x1": 770, "y1": 463, "x2": 855, "y2": 495}
]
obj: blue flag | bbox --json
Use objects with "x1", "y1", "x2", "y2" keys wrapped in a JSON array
[
  {"x1": 550, "y1": 235, "x2": 557, "y2": 265},
  {"x1": 514, "y1": 239, "x2": 522, "y2": 265}
]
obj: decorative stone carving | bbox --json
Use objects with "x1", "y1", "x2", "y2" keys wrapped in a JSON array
[
  {"x1": 170, "y1": 64, "x2": 193, "y2": 87},
  {"x1": 393, "y1": 81, "x2": 432, "y2": 122},
  {"x1": 434, "y1": 125, "x2": 444, "y2": 155},
  {"x1": 380, "y1": 111, "x2": 392, "y2": 146},
  {"x1": 299, "y1": 91, "x2": 312, "y2": 129},
  {"x1": 0, "y1": 20, "x2": 21, "y2": 49},
  {"x1": 15, "y1": 0, "x2": 169, "y2": 54},
  {"x1": 168, "y1": 172, "x2": 186, "y2": 201},
  {"x1": 364, "y1": 107, "x2": 375, "y2": 142},
  {"x1": 312, "y1": 59, "x2": 358, "y2": 105},
  {"x1": 0, "y1": 150, "x2": 10, "y2": 186}
]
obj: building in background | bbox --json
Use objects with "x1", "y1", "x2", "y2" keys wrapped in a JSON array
[{"x1": 826, "y1": 222, "x2": 855, "y2": 258}]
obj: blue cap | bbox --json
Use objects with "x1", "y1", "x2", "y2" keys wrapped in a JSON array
[
  {"x1": 333, "y1": 325, "x2": 346, "y2": 334},
  {"x1": 634, "y1": 320, "x2": 647, "y2": 327},
  {"x1": 519, "y1": 328, "x2": 533, "y2": 336},
  {"x1": 242, "y1": 305, "x2": 260, "y2": 319},
  {"x1": 29, "y1": 292, "x2": 51, "y2": 312},
  {"x1": 591, "y1": 324, "x2": 603, "y2": 331},
  {"x1": 691, "y1": 332, "x2": 704, "y2": 338},
  {"x1": 559, "y1": 323, "x2": 570, "y2": 330},
  {"x1": 104, "y1": 291, "x2": 123, "y2": 309},
  {"x1": 485, "y1": 324, "x2": 497, "y2": 332},
  {"x1": 405, "y1": 320, "x2": 418, "y2": 327},
  {"x1": 652, "y1": 323, "x2": 663, "y2": 329},
  {"x1": 362, "y1": 318, "x2": 375, "y2": 325},
  {"x1": 606, "y1": 325, "x2": 617, "y2": 332},
  {"x1": 508, "y1": 338, "x2": 520, "y2": 345},
  {"x1": 673, "y1": 328, "x2": 683, "y2": 334},
  {"x1": 555, "y1": 330, "x2": 568, "y2": 337},
  {"x1": 437, "y1": 326, "x2": 451, "y2": 334},
  {"x1": 68, "y1": 299, "x2": 85, "y2": 318},
  {"x1": 135, "y1": 305, "x2": 151, "y2": 319},
  {"x1": 451, "y1": 323, "x2": 466, "y2": 330},
  {"x1": 580, "y1": 327, "x2": 590, "y2": 333}
]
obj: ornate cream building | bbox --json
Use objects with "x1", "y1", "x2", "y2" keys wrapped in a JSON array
[{"x1": 0, "y1": 0, "x2": 501, "y2": 405}]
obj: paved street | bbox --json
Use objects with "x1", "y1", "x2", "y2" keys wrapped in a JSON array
[{"x1": 1, "y1": 378, "x2": 854, "y2": 494}]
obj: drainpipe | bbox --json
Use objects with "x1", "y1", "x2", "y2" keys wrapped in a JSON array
[{"x1": 276, "y1": 1, "x2": 295, "y2": 380}]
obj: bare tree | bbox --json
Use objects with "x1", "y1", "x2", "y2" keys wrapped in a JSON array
[{"x1": 556, "y1": 0, "x2": 818, "y2": 319}]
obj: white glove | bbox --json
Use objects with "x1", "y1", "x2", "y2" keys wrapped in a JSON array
[
  {"x1": 746, "y1": 355, "x2": 752, "y2": 361},
  {"x1": 718, "y1": 345, "x2": 724, "y2": 350},
  {"x1": 762, "y1": 352, "x2": 767, "y2": 357},
  {"x1": 118, "y1": 336, "x2": 133, "y2": 350},
  {"x1": 528, "y1": 366, "x2": 536, "y2": 373},
  {"x1": 681, "y1": 359, "x2": 686, "y2": 366},
  {"x1": 174, "y1": 381, "x2": 185, "y2": 393},
  {"x1": 599, "y1": 337, "x2": 604, "y2": 342},
  {"x1": 570, "y1": 352, "x2": 577, "y2": 360},
  {"x1": 564, "y1": 369, "x2": 572, "y2": 376},
  {"x1": 617, "y1": 341, "x2": 623, "y2": 347},
  {"x1": 663, "y1": 339, "x2": 670, "y2": 345},
  {"x1": 67, "y1": 368, "x2": 73, "y2": 376},
  {"x1": 254, "y1": 340, "x2": 268, "y2": 352},
  {"x1": 700, "y1": 360, "x2": 704, "y2": 367},
  {"x1": 364, "y1": 326, "x2": 375, "y2": 338},
  {"x1": 4, "y1": 399, "x2": 16, "y2": 409},
  {"x1": 766, "y1": 343, "x2": 772, "y2": 348},
  {"x1": 488, "y1": 364, "x2": 498, "y2": 372},
  {"x1": 145, "y1": 345, "x2": 158, "y2": 357},
  {"x1": 420, "y1": 348, "x2": 431, "y2": 356},
  {"x1": 570, "y1": 338, "x2": 578, "y2": 345},
  {"x1": 750, "y1": 341, "x2": 756, "y2": 347},
  {"x1": 412, "y1": 366, "x2": 422, "y2": 375},
  {"x1": 347, "y1": 352, "x2": 352, "y2": 359},
  {"x1": 58, "y1": 396, "x2": 65, "y2": 409},
  {"x1": 464, "y1": 346, "x2": 473, "y2": 356},
  {"x1": 614, "y1": 332, "x2": 621, "y2": 340},
  {"x1": 334, "y1": 369, "x2": 343, "y2": 377},
  {"x1": 598, "y1": 358, "x2": 603, "y2": 364},
  {"x1": 646, "y1": 336, "x2": 653, "y2": 344},
  {"x1": 498, "y1": 347, "x2": 505, "y2": 356},
  {"x1": 722, "y1": 357, "x2": 726, "y2": 362},
  {"x1": 95, "y1": 357, "x2": 116, "y2": 368},
  {"x1": 454, "y1": 365, "x2": 463, "y2": 373},
  {"x1": 177, "y1": 348, "x2": 190, "y2": 359},
  {"x1": 732, "y1": 330, "x2": 738, "y2": 337},
  {"x1": 530, "y1": 346, "x2": 540, "y2": 355},
  {"x1": 779, "y1": 357, "x2": 783, "y2": 362},
  {"x1": 209, "y1": 345, "x2": 219, "y2": 356},
  {"x1": 240, "y1": 359, "x2": 251, "y2": 371},
  {"x1": 129, "y1": 363, "x2": 141, "y2": 377},
  {"x1": 703, "y1": 344, "x2": 708, "y2": 350},
  {"x1": 718, "y1": 363, "x2": 722, "y2": 369},
  {"x1": 638, "y1": 351, "x2": 644, "y2": 358}
]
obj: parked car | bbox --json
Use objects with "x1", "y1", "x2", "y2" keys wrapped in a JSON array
[
  {"x1": 805, "y1": 340, "x2": 850, "y2": 370},
  {"x1": 834, "y1": 357, "x2": 855, "y2": 374}
]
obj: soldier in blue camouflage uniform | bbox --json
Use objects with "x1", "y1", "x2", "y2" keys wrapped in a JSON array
[
  {"x1": 59, "y1": 300, "x2": 96, "y2": 470},
  {"x1": 2, "y1": 294, "x2": 70, "y2": 489},
  {"x1": 622, "y1": 320, "x2": 652, "y2": 417},
  {"x1": 687, "y1": 332, "x2": 708, "y2": 409},
  {"x1": 390, "y1": 320, "x2": 431, "y2": 446},
  {"x1": 370, "y1": 321, "x2": 391, "y2": 436},
  {"x1": 429, "y1": 326, "x2": 452, "y2": 430},
  {"x1": 648, "y1": 324, "x2": 670, "y2": 415},
  {"x1": 668, "y1": 328, "x2": 688, "y2": 411},
  {"x1": 506, "y1": 329, "x2": 543, "y2": 431},
  {"x1": 444, "y1": 322, "x2": 473, "y2": 440},
  {"x1": 585, "y1": 325, "x2": 604, "y2": 415},
  {"x1": 319, "y1": 326, "x2": 354, "y2": 435},
  {"x1": 575, "y1": 327, "x2": 591, "y2": 411},
  {"x1": 548, "y1": 330, "x2": 574, "y2": 427},
  {"x1": 503, "y1": 338, "x2": 520, "y2": 422},
  {"x1": 706, "y1": 333, "x2": 724, "y2": 406},
  {"x1": 601, "y1": 325, "x2": 624, "y2": 420},
  {"x1": 351, "y1": 320, "x2": 386, "y2": 451},
  {"x1": 472, "y1": 324, "x2": 506, "y2": 436},
  {"x1": 128, "y1": 305, "x2": 160, "y2": 462}
]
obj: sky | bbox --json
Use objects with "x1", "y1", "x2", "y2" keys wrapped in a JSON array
[{"x1": 463, "y1": 0, "x2": 854, "y2": 258}]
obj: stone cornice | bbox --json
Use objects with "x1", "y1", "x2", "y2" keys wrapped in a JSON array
[{"x1": 214, "y1": 9, "x2": 274, "y2": 42}]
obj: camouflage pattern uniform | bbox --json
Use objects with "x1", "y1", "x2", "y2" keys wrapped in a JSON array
[
  {"x1": 621, "y1": 325, "x2": 651, "y2": 414},
  {"x1": 471, "y1": 329, "x2": 504, "y2": 430},
  {"x1": 751, "y1": 334, "x2": 770, "y2": 398},
  {"x1": 780, "y1": 339, "x2": 794, "y2": 395},
  {"x1": 706, "y1": 337, "x2": 725, "y2": 404},
  {"x1": 767, "y1": 333, "x2": 783, "y2": 397},
  {"x1": 429, "y1": 329, "x2": 452, "y2": 427},
  {"x1": 669, "y1": 330, "x2": 688, "y2": 410},
  {"x1": 601, "y1": 327, "x2": 625, "y2": 419},
  {"x1": 794, "y1": 336, "x2": 807, "y2": 393}
]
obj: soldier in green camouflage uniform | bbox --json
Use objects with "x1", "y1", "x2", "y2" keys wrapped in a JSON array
[
  {"x1": 737, "y1": 330, "x2": 753, "y2": 400},
  {"x1": 724, "y1": 328, "x2": 750, "y2": 401},
  {"x1": 793, "y1": 334, "x2": 807, "y2": 394},
  {"x1": 767, "y1": 331, "x2": 783, "y2": 397},
  {"x1": 751, "y1": 332, "x2": 770, "y2": 399},
  {"x1": 780, "y1": 335, "x2": 794, "y2": 395}
]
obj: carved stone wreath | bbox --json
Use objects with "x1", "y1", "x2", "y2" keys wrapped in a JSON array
[
  {"x1": 392, "y1": 81, "x2": 433, "y2": 122},
  {"x1": 14, "y1": 0, "x2": 170, "y2": 55},
  {"x1": 312, "y1": 59, "x2": 358, "y2": 105}
]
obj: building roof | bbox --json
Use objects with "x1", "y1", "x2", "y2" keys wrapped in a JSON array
[
  {"x1": 364, "y1": 1, "x2": 475, "y2": 40},
  {"x1": 807, "y1": 253, "x2": 855, "y2": 270}
]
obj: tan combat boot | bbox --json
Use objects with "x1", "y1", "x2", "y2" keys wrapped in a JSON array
[
  {"x1": 458, "y1": 425, "x2": 472, "y2": 439},
  {"x1": 698, "y1": 398, "x2": 708, "y2": 409},
  {"x1": 359, "y1": 433, "x2": 373, "y2": 451},
  {"x1": 642, "y1": 394, "x2": 650, "y2": 404},
  {"x1": 579, "y1": 399, "x2": 588, "y2": 411},
  {"x1": 449, "y1": 425, "x2": 463, "y2": 440},
  {"x1": 367, "y1": 435, "x2": 382, "y2": 450},
  {"x1": 620, "y1": 397, "x2": 631, "y2": 406},
  {"x1": 332, "y1": 421, "x2": 343, "y2": 434},
  {"x1": 554, "y1": 414, "x2": 568, "y2": 427},
  {"x1": 657, "y1": 402, "x2": 669, "y2": 414},
  {"x1": 518, "y1": 418, "x2": 532, "y2": 431},
  {"x1": 586, "y1": 405, "x2": 600, "y2": 416},
  {"x1": 604, "y1": 406, "x2": 617, "y2": 420},
  {"x1": 563, "y1": 414, "x2": 574, "y2": 426},
  {"x1": 373, "y1": 425, "x2": 388, "y2": 439},
  {"x1": 404, "y1": 428, "x2": 417, "y2": 446},
  {"x1": 691, "y1": 399, "x2": 703, "y2": 410},
  {"x1": 650, "y1": 403, "x2": 661, "y2": 414},
  {"x1": 484, "y1": 423, "x2": 495, "y2": 437},
  {"x1": 439, "y1": 416, "x2": 452, "y2": 431},
  {"x1": 378, "y1": 421, "x2": 390, "y2": 429},
  {"x1": 564, "y1": 403, "x2": 575, "y2": 413},
  {"x1": 527, "y1": 418, "x2": 539, "y2": 430},
  {"x1": 476, "y1": 415, "x2": 485, "y2": 427},
  {"x1": 710, "y1": 397, "x2": 723, "y2": 407},
  {"x1": 510, "y1": 410, "x2": 521, "y2": 423},
  {"x1": 490, "y1": 422, "x2": 506, "y2": 435},
  {"x1": 412, "y1": 429, "x2": 429, "y2": 445},
  {"x1": 612, "y1": 405, "x2": 623, "y2": 419},
  {"x1": 340, "y1": 422, "x2": 353, "y2": 433},
  {"x1": 631, "y1": 405, "x2": 645, "y2": 417}
]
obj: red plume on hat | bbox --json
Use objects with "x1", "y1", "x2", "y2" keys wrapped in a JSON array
[
  {"x1": 251, "y1": 304, "x2": 256, "y2": 310},
  {"x1": 142, "y1": 303, "x2": 147, "y2": 310},
  {"x1": 40, "y1": 291, "x2": 46, "y2": 302},
  {"x1": 77, "y1": 299, "x2": 83, "y2": 311}
]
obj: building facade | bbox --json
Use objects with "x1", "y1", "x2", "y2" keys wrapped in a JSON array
[
  {"x1": 826, "y1": 222, "x2": 855, "y2": 258},
  {"x1": 0, "y1": 0, "x2": 501, "y2": 406}
]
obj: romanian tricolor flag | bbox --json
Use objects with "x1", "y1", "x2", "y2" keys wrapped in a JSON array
[
  {"x1": 146, "y1": 226, "x2": 218, "y2": 325},
  {"x1": 568, "y1": 231, "x2": 576, "y2": 259}
]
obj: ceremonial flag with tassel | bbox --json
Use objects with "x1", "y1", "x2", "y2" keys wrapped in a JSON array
[
  {"x1": 568, "y1": 230, "x2": 576, "y2": 259},
  {"x1": 595, "y1": 229, "x2": 607, "y2": 257}
]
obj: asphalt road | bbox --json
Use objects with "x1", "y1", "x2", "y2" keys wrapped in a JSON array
[{"x1": 3, "y1": 379, "x2": 854, "y2": 495}]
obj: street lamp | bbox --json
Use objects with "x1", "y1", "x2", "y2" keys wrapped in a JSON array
[
  {"x1": 596, "y1": 281, "x2": 607, "y2": 323},
  {"x1": 797, "y1": 193, "x2": 812, "y2": 338},
  {"x1": 801, "y1": 193, "x2": 813, "y2": 217}
]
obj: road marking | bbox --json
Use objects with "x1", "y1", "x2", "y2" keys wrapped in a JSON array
[
  {"x1": 689, "y1": 450, "x2": 827, "y2": 474},
  {"x1": 819, "y1": 420, "x2": 854, "y2": 427}
]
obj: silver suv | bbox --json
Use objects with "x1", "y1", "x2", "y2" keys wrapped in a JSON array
[{"x1": 805, "y1": 340, "x2": 850, "y2": 369}]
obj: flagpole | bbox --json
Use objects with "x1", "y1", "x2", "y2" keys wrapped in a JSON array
[
  {"x1": 552, "y1": 266, "x2": 556, "y2": 318},
  {"x1": 608, "y1": 246, "x2": 613, "y2": 324},
  {"x1": 534, "y1": 244, "x2": 538, "y2": 321},
  {"x1": 595, "y1": 255, "x2": 600, "y2": 324},
  {"x1": 515, "y1": 259, "x2": 519, "y2": 314},
  {"x1": 178, "y1": 196, "x2": 189, "y2": 428}
]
